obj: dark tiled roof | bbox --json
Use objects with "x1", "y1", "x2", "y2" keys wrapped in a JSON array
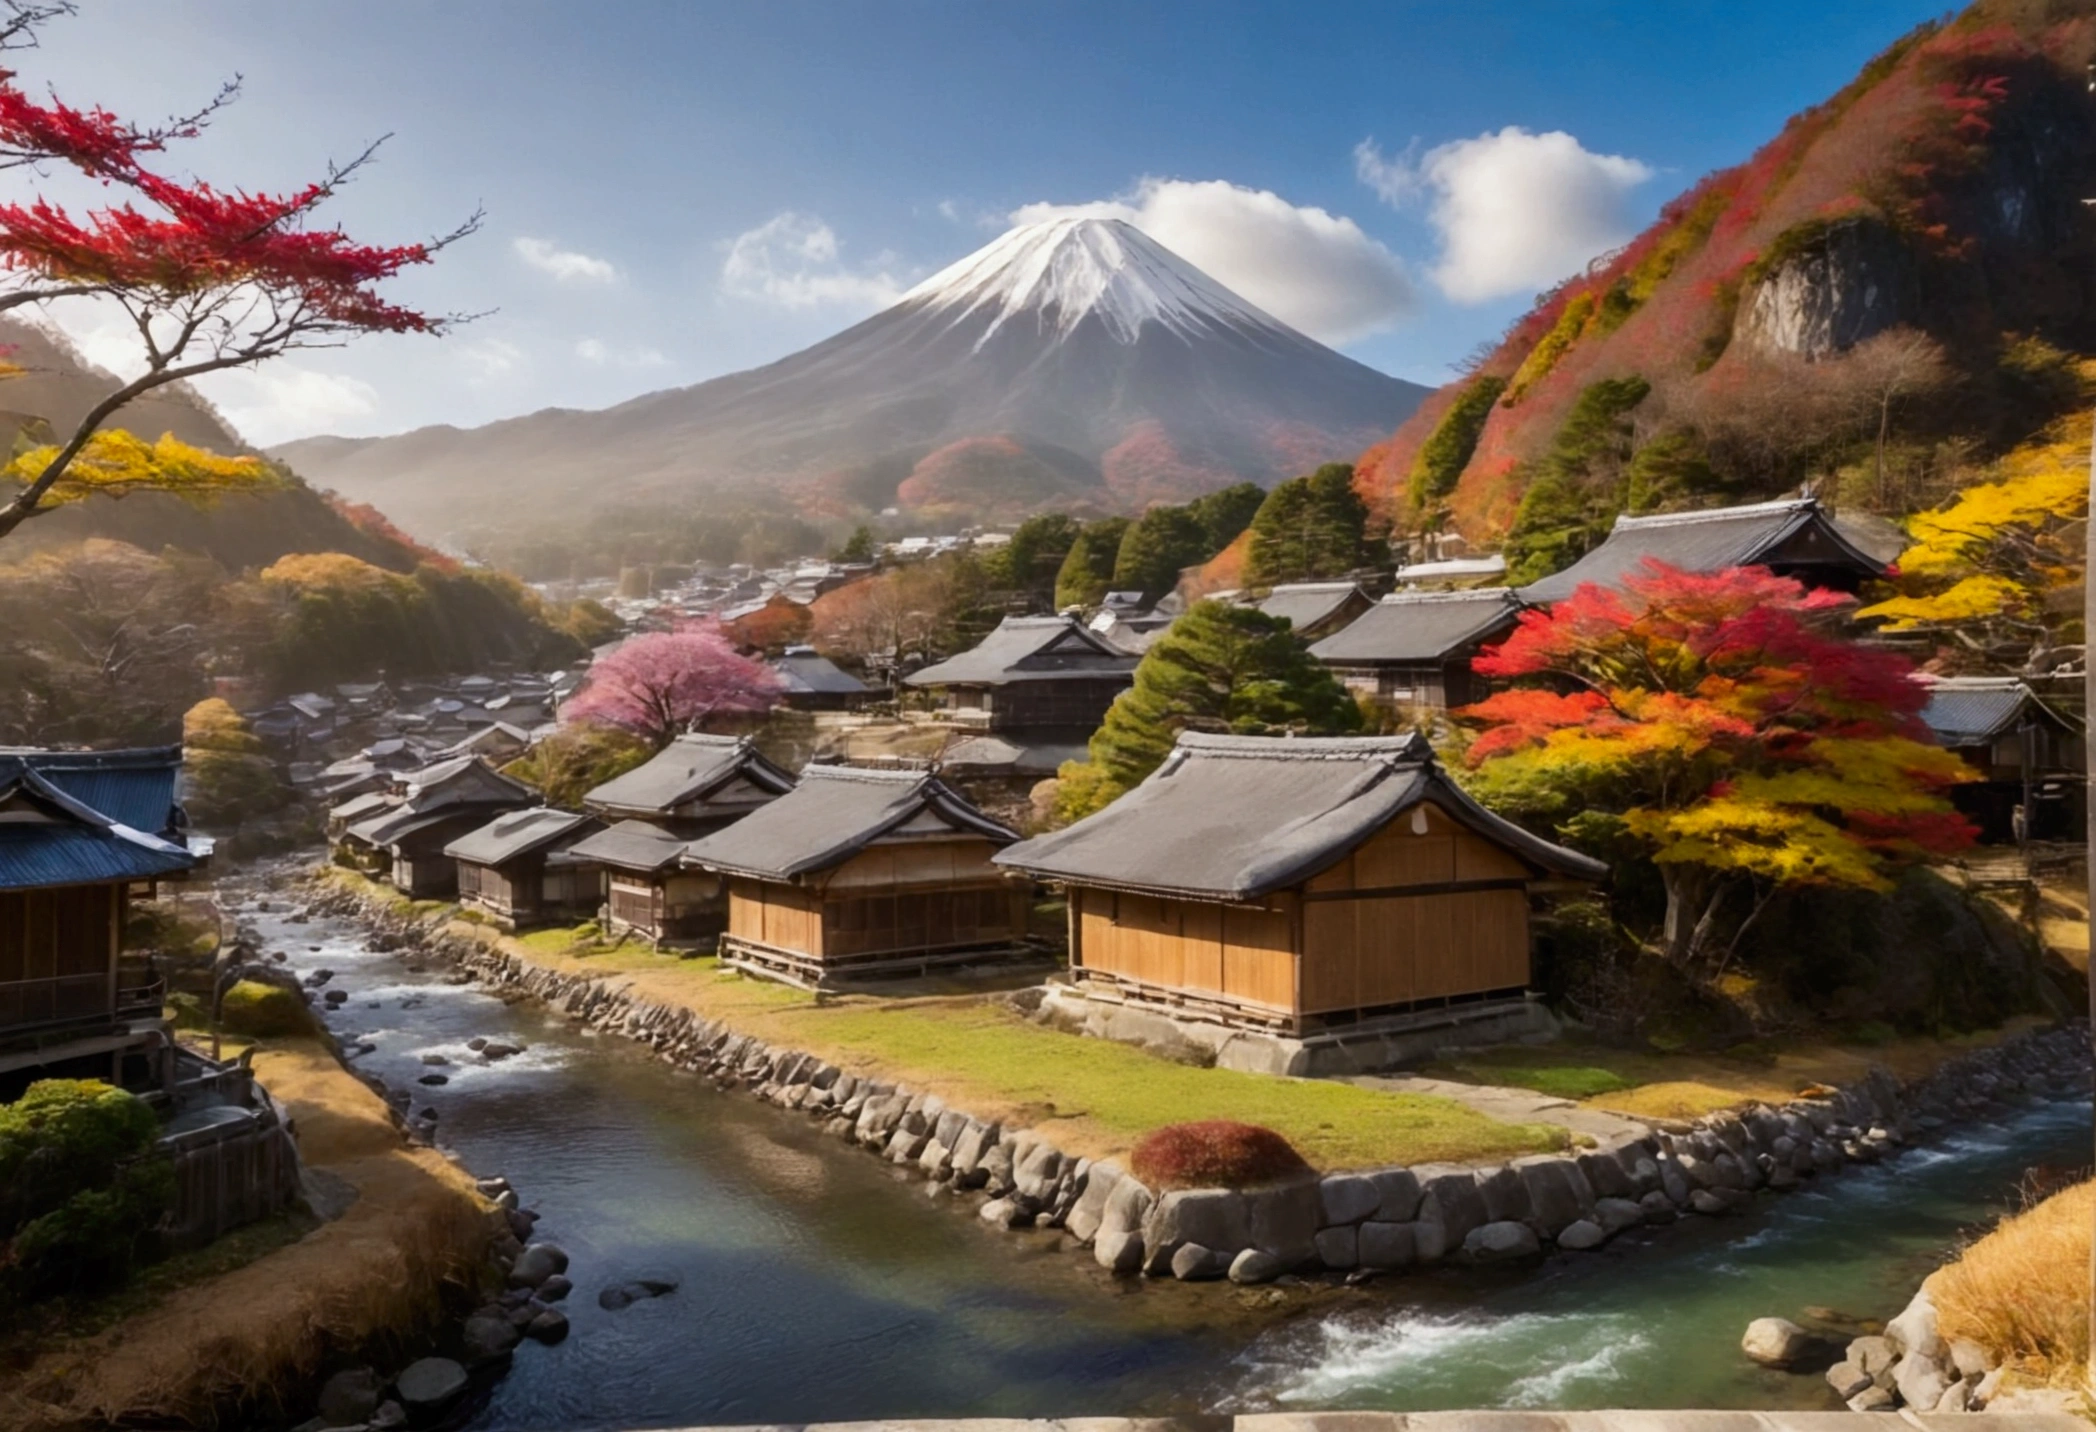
[
  {"x1": 1517, "y1": 498, "x2": 1887, "y2": 605},
  {"x1": 1310, "y1": 588, "x2": 1524, "y2": 665},
  {"x1": 1255, "y1": 582, "x2": 1369, "y2": 635},
  {"x1": 996, "y1": 731, "x2": 1606, "y2": 899},
  {"x1": 0, "y1": 745, "x2": 184, "y2": 837},
  {"x1": 681, "y1": 764, "x2": 1016, "y2": 881},
  {"x1": 444, "y1": 808, "x2": 596, "y2": 867},
  {"x1": 773, "y1": 650, "x2": 871, "y2": 696},
  {"x1": 1919, "y1": 677, "x2": 2078, "y2": 747},
  {"x1": 568, "y1": 819, "x2": 691, "y2": 874},
  {"x1": 0, "y1": 750, "x2": 197, "y2": 890},
  {"x1": 581, "y1": 733, "x2": 796, "y2": 818},
  {"x1": 904, "y1": 616, "x2": 1137, "y2": 687},
  {"x1": 939, "y1": 734, "x2": 1088, "y2": 778}
]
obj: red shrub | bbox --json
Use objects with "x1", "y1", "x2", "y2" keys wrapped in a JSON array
[{"x1": 1128, "y1": 1120, "x2": 1311, "y2": 1191}]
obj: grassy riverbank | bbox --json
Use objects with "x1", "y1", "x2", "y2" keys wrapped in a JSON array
[
  {"x1": 0, "y1": 1036, "x2": 492, "y2": 1432},
  {"x1": 327, "y1": 871, "x2": 1568, "y2": 1170},
  {"x1": 1934, "y1": 1176, "x2": 2092, "y2": 1390},
  {"x1": 1424, "y1": 1018, "x2": 2055, "y2": 1122}
]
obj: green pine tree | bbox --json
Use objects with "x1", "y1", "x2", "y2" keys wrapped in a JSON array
[
  {"x1": 1002, "y1": 513, "x2": 1081, "y2": 601},
  {"x1": 1054, "y1": 599, "x2": 1363, "y2": 822},
  {"x1": 1186, "y1": 481, "x2": 1266, "y2": 553},
  {"x1": 1052, "y1": 517, "x2": 1129, "y2": 610},
  {"x1": 1111, "y1": 504, "x2": 1209, "y2": 603},
  {"x1": 833, "y1": 525, "x2": 876, "y2": 563},
  {"x1": 1244, "y1": 462, "x2": 1367, "y2": 588}
]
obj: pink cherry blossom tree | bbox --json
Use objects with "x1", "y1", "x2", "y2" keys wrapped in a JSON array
[{"x1": 562, "y1": 626, "x2": 781, "y2": 748}]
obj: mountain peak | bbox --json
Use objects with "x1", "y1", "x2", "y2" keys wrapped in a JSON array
[{"x1": 900, "y1": 215, "x2": 1295, "y2": 347}]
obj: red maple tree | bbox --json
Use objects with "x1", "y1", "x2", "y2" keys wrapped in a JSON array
[{"x1": 0, "y1": 4, "x2": 477, "y2": 541}]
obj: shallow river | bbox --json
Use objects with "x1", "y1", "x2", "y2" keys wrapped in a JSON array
[{"x1": 239, "y1": 891, "x2": 2089, "y2": 1427}]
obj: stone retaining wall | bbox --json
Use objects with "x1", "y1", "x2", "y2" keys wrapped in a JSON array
[{"x1": 313, "y1": 877, "x2": 2092, "y2": 1291}]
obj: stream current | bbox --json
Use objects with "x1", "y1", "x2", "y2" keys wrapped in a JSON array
[{"x1": 236, "y1": 889, "x2": 2089, "y2": 1427}]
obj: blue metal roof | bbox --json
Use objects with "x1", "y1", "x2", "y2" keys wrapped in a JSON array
[
  {"x1": 0, "y1": 746, "x2": 183, "y2": 837},
  {"x1": 0, "y1": 747, "x2": 197, "y2": 890},
  {"x1": 0, "y1": 824, "x2": 196, "y2": 889}
]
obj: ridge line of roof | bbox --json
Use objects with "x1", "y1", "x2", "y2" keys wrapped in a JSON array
[{"x1": 1611, "y1": 498, "x2": 1817, "y2": 531}]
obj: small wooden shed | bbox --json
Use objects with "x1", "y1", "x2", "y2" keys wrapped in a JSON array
[
  {"x1": 445, "y1": 807, "x2": 603, "y2": 930},
  {"x1": 338, "y1": 756, "x2": 538, "y2": 897},
  {"x1": 581, "y1": 732, "x2": 796, "y2": 836},
  {"x1": 565, "y1": 819, "x2": 722, "y2": 946},
  {"x1": 903, "y1": 616, "x2": 1136, "y2": 732},
  {"x1": 682, "y1": 764, "x2": 1025, "y2": 987},
  {"x1": 1254, "y1": 582, "x2": 1376, "y2": 642},
  {"x1": 1309, "y1": 588, "x2": 1524, "y2": 708},
  {"x1": 1919, "y1": 676, "x2": 2085, "y2": 843},
  {"x1": 996, "y1": 732, "x2": 1605, "y2": 1034}
]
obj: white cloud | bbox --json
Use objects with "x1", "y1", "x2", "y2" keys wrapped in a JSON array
[
  {"x1": 1356, "y1": 128, "x2": 1653, "y2": 304},
  {"x1": 576, "y1": 337, "x2": 668, "y2": 369},
  {"x1": 458, "y1": 338, "x2": 525, "y2": 387},
  {"x1": 1010, "y1": 178, "x2": 1414, "y2": 345},
  {"x1": 514, "y1": 236, "x2": 619, "y2": 284},
  {"x1": 203, "y1": 366, "x2": 381, "y2": 445},
  {"x1": 719, "y1": 212, "x2": 908, "y2": 311}
]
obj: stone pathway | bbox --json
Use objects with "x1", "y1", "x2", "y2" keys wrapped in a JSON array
[{"x1": 1340, "y1": 1072, "x2": 1652, "y2": 1146}]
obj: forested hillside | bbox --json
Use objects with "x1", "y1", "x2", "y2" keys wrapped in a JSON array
[{"x1": 1356, "y1": 1, "x2": 2096, "y2": 596}]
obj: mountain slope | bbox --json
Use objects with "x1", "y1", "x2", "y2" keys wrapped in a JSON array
[
  {"x1": 1357, "y1": 2, "x2": 2096, "y2": 547},
  {"x1": 276, "y1": 217, "x2": 1427, "y2": 542}
]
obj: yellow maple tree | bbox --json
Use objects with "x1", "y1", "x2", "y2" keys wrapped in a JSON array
[{"x1": 1, "y1": 429, "x2": 283, "y2": 510}]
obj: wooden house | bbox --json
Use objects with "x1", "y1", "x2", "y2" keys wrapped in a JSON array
[
  {"x1": 904, "y1": 616, "x2": 1136, "y2": 733},
  {"x1": 581, "y1": 732, "x2": 795, "y2": 836},
  {"x1": 565, "y1": 820, "x2": 721, "y2": 946},
  {"x1": 682, "y1": 764, "x2": 1025, "y2": 987},
  {"x1": 1517, "y1": 497, "x2": 1889, "y2": 605},
  {"x1": 996, "y1": 733, "x2": 1605, "y2": 1035},
  {"x1": 771, "y1": 646, "x2": 873, "y2": 711},
  {"x1": 1254, "y1": 582, "x2": 1376, "y2": 642},
  {"x1": 445, "y1": 807, "x2": 603, "y2": 929},
  {"x1": 0, "y1": 747, "x2": 199, "y2": 1090},
  {"x1": 336, "y1": 756, "x2": 537, "y2": 897},
  {"x1": 1919, "y1": 676, "x2": 2084, "y2": 843},
  {"x1": 1309, "y1": 588, "x2": 1524, "y2": 708}
]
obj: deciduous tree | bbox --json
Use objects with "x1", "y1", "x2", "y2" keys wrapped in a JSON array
[
  {"x1": 0, "y1": 5, "x2": 476, "y2": 542},
  {"x1": 563, "y1": 626, "x2": 780, "y2": 748},
  {"x1": 1461, "y1": 561, "x2": 1973, "y2": 970}
]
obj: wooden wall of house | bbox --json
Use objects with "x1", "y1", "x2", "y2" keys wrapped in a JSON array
[
  {"x1": 1074, "y1": 888, "x2": 1297, "y2": 1013},
  {"x1": 611, "y1": 870, "x2": 726, "y2": 940},
  {"x1": 1296, "y1": 802, "x2": 1532, "y2": 1014},
  {"x1": 819, "y1": 883, "x2": 1025, "y2": 959},
  {"x1": 820, "y1": 839, "x2": 1005, "y2": 894},
  {"x1": 0, "y1": 882, "x2": 119, "y2": 1030},
  {"x1": 727, "y1": 879, "x2": 824, "y2": 956},
  {"x1": 982, "y1": 680, "x2": 1128, "y2": 731}
]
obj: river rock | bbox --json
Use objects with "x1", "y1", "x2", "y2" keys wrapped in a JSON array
[
  {"x1": 1592, "y1": 1197, "x2": 1645, "y2": 1233},
  {"x1": 1848, "y1": 1334, "x2": 1897, "y2": 1380},
  {"x1": 1145, "y1": 1188, "x2": 1250, "y2": 1257},
  {"x1": 1474, "y1": 1165, "x2": 1532, "y2": 1225},
  {"x1": 950, "y1": 1121, "x2": 1001, "y2": 1189},
  {"x1": 978, "y1": 1195, "x2": 1032, "y2": 1228},
  {"x1": 1846, "y1": 1385, "x2": 1894, "y2": 1413},
  {"x1": 1947, "y1": 1336, "x2": 1990, "y2": 1380},
  {"x1": 1414, "y1": 1165, "x2": 1487, "y2": 1262},
  {"x1": 1934, "y1": 1376, "x2": 1970, "y2": 1412},
  {"x1": 460, "y1": 1313, "x2": 520, "y2": 1365},
  {"x1": 1741, "y1": 1316, "x2": 1810, "y2": 1367},
  {"x1": 597, "y1": 1278, "x2": 676, "y2": 1310},
  {"x1": 1245, "y1": 1178, "x2": 1321, "y2": 1265},
  {"x1": 1228, "y1": 1247, "x2": 1285, "y2": 1284},
  {"x1": 1894, "y1": 1350, "x2": 1950, "y2": 1411},
  {"x1": 317, "y1": 1367, "x2": 382, "y2": 1426},
  {"x1": 1656, "y1": 1153, "x2": 1691, "y2": 1206},
  {"x1": 394, "y1": 1357, "x2": 468, "y2": 1415},
  {"x1": 416, "y1": 1073, "x2": 448, "y2": 1086},
  {"x1": 537, "y1": 1274, "x2": 571, "y2": 1301},
  {"x1": 525, "y1": 1307, "x2": 570, "y2": 1342},
  {"x1": 1462, "y1": 1220, "x2": 1541, "y2": 1263},
  {"x1": 1825, "y1": 1361, "x2": 1873, "y2": 1399},
  {"x1": 1555, "y1": 1218, "x2": 1607, "y2": 1251},
  {"x1": 1357, "y1": 1220, "x2": 1415, "y2": 1270},
  {"x1": 1170, "y1": 1242, "x2": 1231, "y2": 1280},
  {"x1": 507, "y1": 1242, "x2": 568, "y2": 1288},
  {"x1": 1370, "y1": 1167, "x2": 1421, "y2": 1222},
  {"x1": 1318, "y1": 1174, "x2": 1380, "y2": 1227},
  {"x1": 422, "y1": 1054, "x2": 452, "y2": 1067},
  {"x1": 1314, "y1": 1224, "x2": 1358, "y2": 1269},
  {"x1": 1513, "y1": 1155, "x2": 1593, "y2": 1234},
  {"x1": 1093, "y1": 1228, "x2": 1144, "y2": 1273},
  {"x1": 481, "y1": 1041, "x2": 524, "y2": 1061},
  {"x1": 1637, "y1": 1191, "x2": 1678, "y2": 1224},
  {"x1": 1065, "y1": 1161, "x2": 1121, "y2": 1243},
  {"x1": 368, "y1": 1400, "x2": 406, "y2": 1430},
  {"x1": 1013, "y1": 1140, "x2": 1065, "y2": 1201},
  {"x1": 1885, "y1": 1287, "x2": 1944, "y2": 1361}
]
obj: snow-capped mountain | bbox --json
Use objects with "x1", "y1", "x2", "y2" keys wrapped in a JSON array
[{"x1": 276, "y1": 217, "x2": 1427, "y2": 539}]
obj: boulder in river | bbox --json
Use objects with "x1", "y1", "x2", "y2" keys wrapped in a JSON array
[
  {"x1": 526, "y1": 1307, "x2": 570, "y2": 1342},
  {"x1": 537, "y1": 1274, "x2": 572, "y2": 1301},
  {"x1": 316, "y1": 1366, "x2": 381, "y2": 1426},
  {"x1": 1461, "y1": 1220, "x2": 1541, "y2": 1263},
  {"x1": 416, "y1": 1073, "x2": 448, "y2": 1086},
  {"x1": 481, "y1": 1041, "x2": 525, "y2": 1061},
  {"x1": 1227, "y1": 1247, "x2": 1285, "y2": 1284},
  {"x1": 1741, "y1": 1316, "x2": 1810, "y2": 1367},
  {"x1": 507, "y1": 1242, "x2": 568, "y2": 1288},
  {"x1": 393, "y1": 1357, "x2": 468, "y2": 1415},
  {"x1": 460, "y1": 1313, "x2": 520, "y2": 1365},
  {"x1": 598, "y1": 1278, "x2": 677, "y2": 1310}
]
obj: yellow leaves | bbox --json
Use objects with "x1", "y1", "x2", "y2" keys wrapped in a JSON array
[
  {"x1": 259, "y1": 551, "x2": 412, "y2": 595},
  {"x1": 1858, "y1": 574, "x2": 2026, "y2": 629},
  {"x1": 3, "y1": 428, "x2": 281, "y2": 507},
  {"x1": 1630, "y1": 797, "x2": 1892, "y2": 891}
]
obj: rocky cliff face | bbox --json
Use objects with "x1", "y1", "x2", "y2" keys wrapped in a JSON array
[{"x1": 1735, "y1": 218, "x2": 1917, "y2": 361}]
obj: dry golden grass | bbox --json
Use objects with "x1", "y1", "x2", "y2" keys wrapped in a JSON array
[
  {"x1": 1934, "y1": 1177, "x2": 2093, "y2": 1387},
  {"x1": 0, "y1": 1039, "x2": 493, "y2": 1432}
]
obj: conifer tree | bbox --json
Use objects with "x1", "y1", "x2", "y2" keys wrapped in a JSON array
[
  {"x1": 1055, "y1": 599, "x2": 1362, "y2": 821},
  {"x1": 1111, "y1": 504, "x2": 1208, "y2": 603},
  {"x1": 1187, "y1": 481, "x2": 1266, "y2": 553},
  {"x1": 1052, "y1": 517, "x2": 1129, "y2": 610},
  {"x1": 1244, "y1": 463, "x2": 1368, "y2": 588}
]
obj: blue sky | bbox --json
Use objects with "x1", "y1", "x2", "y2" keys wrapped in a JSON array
[{"x1": 20, "y1": 1, "x2": 1944, "y2": 445}]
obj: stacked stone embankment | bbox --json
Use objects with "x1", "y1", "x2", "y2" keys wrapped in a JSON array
[{"x1": 312, "y1": 877, "x2": 2092, "y2": 1290}]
